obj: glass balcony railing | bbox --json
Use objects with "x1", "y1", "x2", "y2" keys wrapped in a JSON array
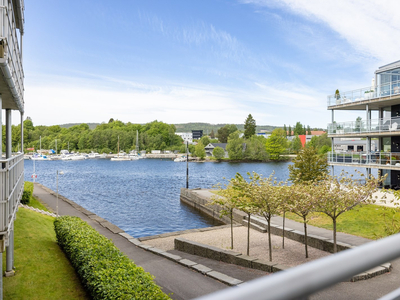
[
  {"x1": 328, "y1": 151, "x2": 400, "y2": 167},
  {"x1": 327, "y1": 79, "x2": 400, "y2": 107},
  {"x1": 328, "y1": 117, "x2": 400, "y2": 135}
]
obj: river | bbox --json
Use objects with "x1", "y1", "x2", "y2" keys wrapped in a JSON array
[{"x1": 24, "y1": 159, "x2": 294, "y2": 237}]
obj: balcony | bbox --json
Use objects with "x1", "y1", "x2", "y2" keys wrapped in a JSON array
[
  {"x1": 327, "y1": 79, "x2": 400, "y2": 110},
  {"x1": 0, "y1": 1, "x2": 24, "y2": 112},
  {"x1": 327, "y1": 151, "x2": 400, "y2": 170},
  {"x1": 0, "y1": 153, "x2": 24, "y2": 243},
  {"x1": 328, "y1": 117, "x2": 400, "y2": 136}
]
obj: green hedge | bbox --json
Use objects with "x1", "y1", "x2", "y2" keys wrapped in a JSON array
[
  {"x1": 21, "y1": 181, "x2": 34, "y2": 205},
  {"x1": 54, "y1": 216, "x2": 170, "y2": 300}
]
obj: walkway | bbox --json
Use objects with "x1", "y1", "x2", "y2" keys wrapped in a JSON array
[{"x1": 32, "y1": 184, "x2": 400, "y2": 300}]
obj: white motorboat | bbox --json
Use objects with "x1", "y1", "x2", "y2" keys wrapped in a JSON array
[{"x1": 174, "y1": 156, "x2": 187, "y2": 162}]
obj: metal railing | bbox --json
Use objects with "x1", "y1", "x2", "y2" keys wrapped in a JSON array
[
  {"x1": 327, "y1": 79, "x2": 400, "y2": 107},
  {"x1": 194, "y1": 232, "x2": 400, "y2": 300},
  {"x1": 0, "y1": 153, "x2": 24, "y2": 235},
  {"x1": 327, "y1": 151, "x2": 400, "y2": 167},
  {"x1": 328, "y1": 117, "x2": 400, "y2": 135}
]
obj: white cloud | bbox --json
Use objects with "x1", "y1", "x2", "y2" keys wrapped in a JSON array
[{"x1": 241, "y1": 0, "x2": 400, "y2": 64}]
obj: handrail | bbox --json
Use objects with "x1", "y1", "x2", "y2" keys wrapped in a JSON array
[
  {"x1": 328, "y1": 151, "x2": 400, "y2": 167},
  {"x1": 194, "y1": 233, "x2": 400, "y2": 300},
  {"x1": 327, "y1": 79, "x2": 400, "y2": 107},
  {"x1": 328, "y1": 116, "x2": 400, "y2": 135}
]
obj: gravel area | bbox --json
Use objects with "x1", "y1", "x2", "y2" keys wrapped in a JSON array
[{"x1": 143, "y1": 226, "x2": 330, "y2": 267}]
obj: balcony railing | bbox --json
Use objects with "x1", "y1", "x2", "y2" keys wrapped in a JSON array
[
  {"x1": 327, "y1": 79, "x2": 400, "y2": 107},
  {"x1": 328, "y1": 117, "x2": 400, "y2": 135},
  {"x1": 327, "y1": 151, "x2": 400, "y2": 167},
  {"x1": 0, "y1": 153, "x2": 24, "y2": 235}
]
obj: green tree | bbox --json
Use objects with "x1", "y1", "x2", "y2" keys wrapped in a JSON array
[
  {"x1": 217, "y1": 125, "x2": 238, "y2": 143},
  {"x1": 226, "y1": 132, "x2": 244, "y2": 160},
  {"x1": 213, "y1": 146, "x2": 225, "y2": 160},
  {"x1": 243, "y1": 136, "x2": 268, "y2": 161},
  {"x1": 290, "y1": 135, "x2": 302, "y2": 153},
  {"x1": 307, "y1": 125, "x2": 311, "y2": 135},
  {"x1": 244, "y1": 114, "x2": 256, "y2": 139},
  {"x1": 283, "y1": 124, "x2": 287, "y2": 138},
  {"x1": 293, "y1": 122, "x2": 304, "y2": 135},
  {"x1": 288, "y1": 147, "x2": 328, "y2": 183},
  {"x1": 316, "y1": 172, "x2": 383, "y2": 253},
  {"x1": 288, "y1": 125, "x2": 292, "y2": 137},
  {"x1": 265, "y1": 129, "x2": 287, "y2": 160},
  {"x1": 194, "y1": 141, "x2": 206, "y2": 159},
  {"x1": 200, "y1": 136, "x2": 210, "y2": 147},
  {"x1": 210, "y1": 129, "x2": 215, "y2": 139}
]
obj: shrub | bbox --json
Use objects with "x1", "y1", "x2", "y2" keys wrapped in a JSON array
[
  {"x1": 54, "y1": 216, "x2": 170, "y2": 300},
  {"x1": 21, "y1": 181, "x2": 34, "y2": 205}
]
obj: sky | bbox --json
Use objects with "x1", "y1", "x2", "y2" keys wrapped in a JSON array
[{"x1": 19, "y1": 0, "x2": 400, "y2": 129}]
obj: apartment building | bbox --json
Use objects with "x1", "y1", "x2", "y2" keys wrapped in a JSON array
[
  {"x1": 0, "y1": 0, "x2": 25, "y2": 294},
  {"x1": 327, "y1": 60, "x2": 400, "y2": 188}
]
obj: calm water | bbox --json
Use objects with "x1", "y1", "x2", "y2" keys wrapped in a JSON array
[{"x1": 24, "y1": 159, "x2": 291, "y2": 237}]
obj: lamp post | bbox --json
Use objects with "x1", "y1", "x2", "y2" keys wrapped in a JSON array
[{"x1": 56, "y1": 170, "x2": 64, "y2": 216}]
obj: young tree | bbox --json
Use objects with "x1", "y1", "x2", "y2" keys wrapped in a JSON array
[
  {"x1": 283, "y1": 124, "x2": 287, "y2": 138},
  {"x1": 288, "y1": 182, "x2": 317, "y2": 258},
  {"x1": 307, "y1": 125, "x2": 311, "y2": 135},
  {"x1": 200, "y1": 136, "x2": 210, "y2": 147},
  {"x1": 288, "y1": 125, "x2": 292, "y2": 137},
  {"x1": 194, "y1": 141, "x2": 206, "y2": 159},
  {"x1": 231, "y1": 173, "x2": 258, "y2": 256},
  {"x1": 213, "y1": 146, "x2": 225, "y2": 160},
  {"x1": 252, "y1": 172, "x2": 283, "y2": 261},
  {"x1": 244, "y1": 114, "x2": 256, "y2": 139},
  {"x1": 316, "y1": 172, "x2": 383, "y2": 253},
  {"x1": 288, "y1": 147, "x2": 328, "y2": 183},
  {"x1": 265, "y1": 129, "x2": 287, "y2": 160},
  {"x1": 210, "y1": 183, "x2": 240, "y2": 249}
]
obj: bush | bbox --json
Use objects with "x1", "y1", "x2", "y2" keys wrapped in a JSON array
[
  {"x1": 21, "y1": 181, "x2": 34, "y2": 205},
  {"x1": 54, "y1": 216, "x2": 170, "y2": 300},
  {"x1": 213, "y1": 146, "x2": 225, "y2": 160}
]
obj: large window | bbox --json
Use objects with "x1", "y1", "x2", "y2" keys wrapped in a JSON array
[{"x1": 377, "y1": 67, "x2": 400, "y2": 96}]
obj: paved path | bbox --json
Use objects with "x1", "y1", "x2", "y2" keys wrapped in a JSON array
[
  {"x1": 32, "y1": 183, "x2": 268, "y2": 300},
  {"x1": 32, "y1": 184, "x2": 400, "y2": 300}
]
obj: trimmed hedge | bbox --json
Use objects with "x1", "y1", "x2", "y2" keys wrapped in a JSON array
[
  {"x1": 54, "y1": 216, "x2": 170, "y2": 300},
  {"x1": 21, "y1": 181, "x2": 34, "y2": 205}
]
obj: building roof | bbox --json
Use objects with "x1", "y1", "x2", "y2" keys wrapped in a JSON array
[{"x1": 205, "y1": 143, "x2": 227, "y2": 150}]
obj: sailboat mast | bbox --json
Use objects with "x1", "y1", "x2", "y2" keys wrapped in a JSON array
[
  {"x1": 136, "y1": 130, "x2": 139, "y2": 154},
  {"x1": 117, "y1": 136, "x2": 120, "y2": 157}
]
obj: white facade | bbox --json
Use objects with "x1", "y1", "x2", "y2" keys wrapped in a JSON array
[{"x1": 176, "y1": 132, "x2": 193, "y2": 143}]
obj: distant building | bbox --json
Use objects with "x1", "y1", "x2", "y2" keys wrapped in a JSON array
[
  {"x1": 192, "y1": 130, "x2": 203, "y2": 140},
  {"x1": 176, "y1": 132, "x2": 193, "y2": 143}
]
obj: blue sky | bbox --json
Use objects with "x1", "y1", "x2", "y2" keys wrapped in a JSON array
[{"x1": 21, "y1": 0, "x2": 400, "y2": 128}]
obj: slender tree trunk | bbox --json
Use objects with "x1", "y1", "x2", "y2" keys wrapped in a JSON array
[
  {"x1": 247, "y1": 213, "x2": 250, "y2": 256},
  {"x1": 303, "y1": 216, "x2": 308, "y2": 258},
  {"x1": 268, "y1": 218, "x2": 272, "y2": 261},
  {"x1": 282, "y1": 211, "x2": 285, "y2": 249},
  {"x1": 333, "y1": 217, "x2": 337, "y2": 253},
  {"x1": 230, "y1": 209, "x2": 233, "y2": 250}
]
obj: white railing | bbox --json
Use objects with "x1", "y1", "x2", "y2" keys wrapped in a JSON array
[
  {"x1": 327, "y1": 79, "x2": 400, "y2": 107},
  {"x1": 0, "y1": 153, "x2": 24, "y2": 234},
  {"x1": 194, "y1": 232, "x2": 400, "y2": 300},
  {"x1": 327, "y1": 151, "x2": 400, "y2": 167},
  {"x1": 0, "y1": 0, "x2": 24, "y2": 109},
  {"x1": 328, "y1": 117, "x2": 400, "y2": 135}
]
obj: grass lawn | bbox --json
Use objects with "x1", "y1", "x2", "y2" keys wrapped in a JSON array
[
  {"x1": 2, "y1": 207, "x2": 89, "y2": 300},
  {"x1": 285, "y1": 204, "x2": 400, "y2": 240}
]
